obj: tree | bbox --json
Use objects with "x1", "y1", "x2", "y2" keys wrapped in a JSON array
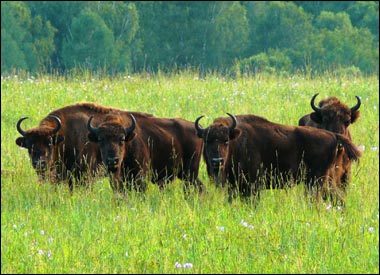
[
  {"x1": 315, "y1": 11, "x2": 352, "y2": 30},
  {"x1": 91, "y1": 1, "x2": 140, "y2": 72},
  {"x1": 1, "y1": 1, "x2": 29, "y2": 72},
  {"x1": 347, "y1": 1, "x2": 379, "y2": 41},
  {"x1": 1, "y1": 1, "x2": 56, "y2": 73},
  {"x1": 245, "y1": 2, "x2": 313, "y2": 54},
  {"x1": 27, "y1": 1, "x2": 89, "y2": 70},
  {"x1": 313, "y1": 11, "x2": 378, "y2": 74},
  {"x1": 61, "y1": 9, "x2": 117, "y2": 72},
  {"x1": 208, "y1": 2, "x2": 249, "y2": 69}
]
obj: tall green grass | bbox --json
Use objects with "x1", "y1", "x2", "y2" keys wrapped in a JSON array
[{"x1": 1, "y1": 72, "x2": 378, "y2": 273}]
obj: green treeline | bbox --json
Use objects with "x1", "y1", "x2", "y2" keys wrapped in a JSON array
[{"x1": 1, "y1": 1, "x2": 379, "y2": 75}]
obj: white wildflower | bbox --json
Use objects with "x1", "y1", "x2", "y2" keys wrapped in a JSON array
[
  {"x1": 182, "y1": 234, "x2": 188, "y2": 240},
  {"x1": 40, "y1": 230, "x2": 45, "y2": 235},
  {"x1": 240, "y1": 220, "x2": 248, "y2": 227},
  {"x1": 240, "y1": 220, "x2": 254, "y2": 229},
  {"x1": 125, "y1": 251, "x2": 129, "y2": 257},
  {"x1": 183, "y1": 263, "x2": 193, "y2": 269},
  {"x1": 37, "y1": 249, "x2": 44, "y2": 256},
  {"x1": 217, "y1": 226, "x2": 225, "y2": 232},
  {"x1": 175, "y1": 262, "x2": 182, "y2": 268},
  {"x1": 326, "y1": 204, "x2": 332, "y2": 211},
  {"x1": 358, "y1": 145, "x2": 365, "y2": 152},
  {"x1": 368, "y1": 227, "x2": 375, "y2": 233},
  {"x1": 371, "y1": 146, "x2": 378, "y2": 151},
  {"x1": 47, "y1": 250, "x2": 52, "y2": 259},
  {"x1": 48, "y1": 237, "x2": 54, "y2": 244},
  {"x1": 13, "y1": 224, "x2": 17, "y2": 229}
]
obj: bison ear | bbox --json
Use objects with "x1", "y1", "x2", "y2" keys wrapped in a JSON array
[
  {"x1": 126, "y1": 132, "x2": 136, "y2": 142},
  {"x1": 52, "y1": 135, "x2": 64, "y2": 145},
  {"x1": 351, "y1": 110, "x2": 360, "y2": 124},
  {"x1": 16, "y1": 137, "x2": 27, "y2": 148},
  {"x1": 310, "y1": 112, "x2": 322, "y2": 124},
  {"x1": 88, "y1": 132, "x2": 98, "y2": 142},
  {"x1": 229, "y1": 128, "x2": 241, "y2": 140}
]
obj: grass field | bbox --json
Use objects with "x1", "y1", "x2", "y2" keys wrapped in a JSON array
[{"x1": 1, "y1": 72, "x2": 379, "y2": 273}]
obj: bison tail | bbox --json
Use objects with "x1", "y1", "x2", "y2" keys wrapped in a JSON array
[{"x1": 335, "y1": 134, "x2": 362, "y2": 161}]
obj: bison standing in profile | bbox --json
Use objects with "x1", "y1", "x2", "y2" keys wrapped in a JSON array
[
  {"x1": 299, "y1": 94, "x2": 361, "y2": 202},
  {"x1": 195, "y1": 113, "x2": 361, "y2": 202},
  {"x1": 15, "y1": 103, "x2": 152, "y2": 191},
  {"x1": 86, "y1": 112, "x2": 203, "y2": 194}
]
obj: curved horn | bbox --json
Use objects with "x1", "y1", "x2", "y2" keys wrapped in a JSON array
[
  {"x1": 47, "y1": 115, "x2": 62, "y2": 135},
  {"x1": 195, "y1": 115, "x2": 205, "y2": 136},
  {"x1": 226, "y1": 113, "x2": 237, "y2": 131},
  {"x1": 125, "y1": 114, "x2": 136, "y2": 135},
  {"x1": 310, "y1": 93, "x2": 321, "y2": 113},
  {"x1": 87, "y1": 116, "x2": 99, "y2": 134},
  {"x1": 351, "y1": 96, "x2": 361, "y2": 112},
  {"x1": 16, "y1": 117, "x2": 29, "y2": 136}
]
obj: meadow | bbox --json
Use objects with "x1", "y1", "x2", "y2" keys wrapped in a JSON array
[{"x1": 1, "y1": 72, "x2": 379, "y2": 273}]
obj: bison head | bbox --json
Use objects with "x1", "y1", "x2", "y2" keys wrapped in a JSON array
[
  {"x1": 309, "y1": 93, "x2": 361, "y2": 135},
  {"x1": 15, "y1": 115, "x2": 64, "y2": 174},
  {"x1": 195, "y1": 113, "x2": 241, "y2": 182},
  {"x1": 87, "y1": 114, "x2": 136, "y2": 173}
]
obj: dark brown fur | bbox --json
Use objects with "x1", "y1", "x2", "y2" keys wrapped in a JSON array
[
  {"x1": 16, "y1": 102, "x2": 152, "y2": 190},
  {"x1": 298, "y1": 95, "x2": 361, "y2": 202},
  {"x1": 87, "y1": 112, "x2": 203, "y2": 194},
  {"x1": 196, "y1": 114, "x2": 361, "y2": 201}
]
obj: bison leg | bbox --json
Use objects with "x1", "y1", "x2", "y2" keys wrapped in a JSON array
[
  {"x1": 304, "y1": 169, "x2": 330, "y2": 204},
  {"x1": 182, "y1": 178, "x2": 204, "y2": 198},
  {"x1": 227, "y1": 184, "x2": 239, "y2": 203},
  {"x1": 178, "y1": 166, "x2": 204, "y2": 194},
  {"x1": 68, "y1": 178, "x2": 74, "y2": 193}
]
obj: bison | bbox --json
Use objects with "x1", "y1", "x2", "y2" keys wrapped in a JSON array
[
  {"x1": 195, "y1": 113, "x2": 361, "y2": 202},
  {"x1": 15, "y1": 102, "x2": 152, "y2": 190},
  {"x1": 298, "y1": 94, "x2": 361, "y2": 202},
  {"x1": 86, "y1": 112, "x2": 203, "y2": 194},
  {"x1": 298, "y1": 94, "x2": 361, "y2": 138}
]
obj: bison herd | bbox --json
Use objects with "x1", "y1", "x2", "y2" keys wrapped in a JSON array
[{"x1": 16, "y1": 94, "x2": 362, "y2": 205}]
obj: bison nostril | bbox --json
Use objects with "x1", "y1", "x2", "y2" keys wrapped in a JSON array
[
  {"x1": 212, "y1": 157, "x2": 224, "y2": 165},
  {"x1": 107, "y1": 157, "x2": 119, "y2": 166},
  {"x1": 33, "y1": 160, "x2": 46, "y2": 169}
]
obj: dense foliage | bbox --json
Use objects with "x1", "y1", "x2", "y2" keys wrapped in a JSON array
[{"x1": 1, "y1": 1, "x2": 379, "y2": 75}]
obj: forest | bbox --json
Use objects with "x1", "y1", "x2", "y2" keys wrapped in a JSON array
[{"x1": 1, "y1": 1, "x2": 379, "y2": 75}]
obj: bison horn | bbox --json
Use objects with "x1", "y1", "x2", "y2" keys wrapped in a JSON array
[
  {"x1": 125, "y1": 114, "x2": 136, "y2": 135},
  {"x1": 226, "y1": 113, "x2": 237, "y2": 131},
  {"x1": 87, "y1": 116, "x2": 99, "y2": 134},
  {"x1": 351, "y1": 96, "x2": 361, "y2": 112},
  {"x1": 310, "y1": 93, "x2": 321, "y2": 113},
  {"x1": 16, "y1": 117, "x2": 29, "y2": 136},
  {"x1": 195, "y1": 115, "x2": 205, "y2": 136},
  {"x1": 48, "y1": 115, "x2": 62, "y2": 135}
]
